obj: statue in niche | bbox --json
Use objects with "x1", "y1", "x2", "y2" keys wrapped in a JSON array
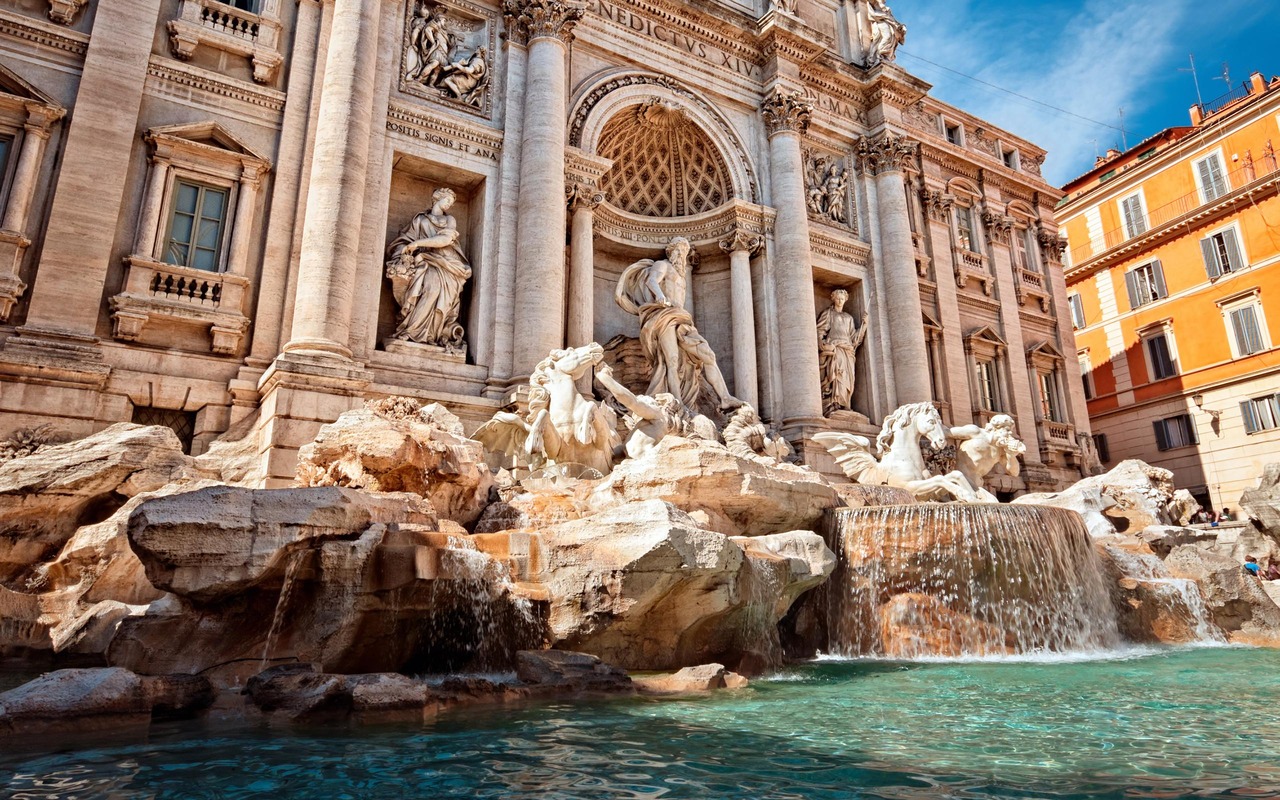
[
  {"x1": 615, "y1": 237, "x2": 743, "y2": 415},
  {"x1": 805, "y1": 154, "x2": 851, "y2": 226},
  {"x1": 404, "y1": 1, "x2": 490, "y2": 109},
  {"x1": 816, "y1": 289, "x2": 869, "y2": 416},
  {"x1": 385, "y1": 187, "x2": 472, "y2": 354},
  {"x1": 860, "y1": 0, "x2": 906, "y2": 65},
  {"x1": 948, "y1": 414, "x2": 1028, "y2": 500}
]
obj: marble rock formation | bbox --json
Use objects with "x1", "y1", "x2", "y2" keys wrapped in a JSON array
[
  {"x1": 474, "y1": 500, "x2": 833, "y2": 672},
  {"x1": 1014, "y1": 459, "x2": 1183, "y2": 536},
  {"x1": 877, "y1": 593, "x2": 1013, "y2": 659},
  {"x1": 296, "y1": 397, "x2": 494, "y2": 525},
  {"x1": 0, "y1": 668, "x2": 213, "y2": 737},
  {"x1": 1094, "y1": 536, "x2": 1225, "y2": 645},
  {"x1": 109, "y1": 486, "x2": 538, "y2": 677},
  {"x1": 592, "y1": 436, "x2": 839, "y2": 537},
  {"x1": 1164, "y1": 544, "x2": 1280, "y2": 644},
  {"x1": 633, "y1": 663, "x2": 748, "y2": 694},
  {"x1": 1241, "y1": 463, "x2": 1280, "y2": 537}
]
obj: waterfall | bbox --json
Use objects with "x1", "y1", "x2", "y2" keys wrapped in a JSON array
[
  {"x1": 826, "y1": 504, "x2": 1122, "y2": 658},
  {"x1": 1104, "y1": 545, "x2": 1226, "y2": 644}
]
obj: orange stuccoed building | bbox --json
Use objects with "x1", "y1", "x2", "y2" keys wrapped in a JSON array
[{"x1": 1059, "y1": 71, "x2": 1280, "y2": 512}]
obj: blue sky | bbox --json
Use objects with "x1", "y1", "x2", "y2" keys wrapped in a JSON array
[{"x1": 894, "y1": 0, "x2": 1280, "y2": 186}]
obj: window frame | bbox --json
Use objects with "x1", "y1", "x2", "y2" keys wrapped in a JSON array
[
  {"x1": 1117, "y1": 190, "x2": 1148, "y2": 239},
  {"x1": 1124, "y1": 259, "x2": 1168, "y2": 309},
  {"x1": 160, "y1": 178, "x2": 232, "y2": 273},
  {"x1": 1140, "y1": 327, "x2": 1179, "y2": 382},
  {"x1": 1192, "y1": 149, "x2": 1231, "y2": 204},
  {"x1": 1200, "y1": 222, "x2": 1248, "y2": 281},
  {"x1": 1242, "y1": 393, "x2": 1280, "y2": 435},
  {"x1": 1219, "y1": 291, "x2": 1271, "y2": 359},
  {"x1": 942, "y1": 120, "x2": 965, "y2": 147},
  {"x1": 953, "y1": 203, "x2": 978, "y2": 252},
  {"x1": 1154, "y1": 413, "x2": 1199, "y2": 452},
  {"x1": 1068, "y1": 293, "x2": 1086, "y2": 329},
  {"x1": 976, "y1": 359, "x2": 1002, "y2": 412},
  {"x1": 1079, "y1": 353, "x2": 1094, "y2": 401}
]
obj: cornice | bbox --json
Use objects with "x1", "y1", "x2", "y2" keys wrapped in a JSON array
[
  {"x1": 586, "y1": 0, "x2": 762, "y2": 67},
  {"x1": 387, "y1": 101, "x2": 505, "y2": 159},
  {"x1": 0, "y1": 8, "x2": 87, "y2": 57},
  {"x1": 810, "y1": 228, "x2": 871, "y2": 266},
  {"x1": 146, "y1": 57, "x2": 286, "y2": 114}
]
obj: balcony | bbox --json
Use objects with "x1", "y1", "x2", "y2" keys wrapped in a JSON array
[
  {"x1": 1069, "y1": 156, "x2": 1280, "y2": 267},
  {"x1": 110, "y1": 257, "x2": 250, "y2": 355},
  {"x1": 1014, "y1": 267, "x2": 1051, "y2": 312},
  {"x1": 952, "y1": 247, "x2": 993, "y2": 296},
  {"x1": 1037, "y1": 419, "x2": 1076, "y2": 464},
  {"x1": 168, "y1": 0, "x2": 283, "y2": 84}
]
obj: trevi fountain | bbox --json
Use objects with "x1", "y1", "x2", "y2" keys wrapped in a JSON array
[{"x1": 1, "y1": 0, "x2": 1280, "y2": 797}]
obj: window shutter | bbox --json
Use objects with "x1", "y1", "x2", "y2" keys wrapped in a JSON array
[
  {"x1": 1242, "y1": 401, "x2": 1260, "y2": 434},
  {"x1": 1094, "y1": 434, "x2": 1110, "y2": 463},
  {"x1": 1122, "y1": 196, "x2": 1146, "y2": 237},
  {"x1": 1241, "y1": 306, "x2": 1264, "y2": 354},
  {"x1": 1184, "y1": 415, "x2": 1200, "y2": 445},
  {"x1": 1222, "y1": 228, "x2": 1245, "y2": 272},
  {"x1": 1208, "y1": 156, "x2": 1228, "y2": 197},
  {"x1": 1070, "y1": 295, "x2": 1085, "y2": 328},
  {"x1": 1153, "y1": 420, "x2": 1169, "y2": 452},
  {"x1": 1151, "y1": 260, "x2": 1168, "y2": 299},
  {"x1": 1201, "y1": 236, "x2": 1222, "y2": 279},
  {"x1": 1125, "y1": 270, "x2": 1141, "y2": 309},
  {"x1": 1197, "y1": 159, "x2": 1215, "y2": 198}
]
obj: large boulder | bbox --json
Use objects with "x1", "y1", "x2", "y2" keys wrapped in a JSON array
[
  {"x1": 296, "y1": 399, "x2": 494, "y2": 525},
  {"x1": 1165, "y1": 544, "x2": 1280, "y2": 642},
  {"x1": 1094, "y1": 536, "x2": 1225, "y2": 645},
  {"x1": 0, "y1": 424, "x2": 197, "y2": 585},
  {"x1": 0, "y1": 668, "x2": 212, "y2": 737},
  {"x1": 1241, "y1": 464, "x2": 1280, "y2": 538},
  {"x1": 1014, "y1": 460, "x2": 1181, "y2": 536},
  {"x1": 591, "y1": 437, "x2": 840, "y2": 537},
  {"x1": 109, "y1": 486, "x2": 538, "y2": 678},
  {"x1": 514, "y1": 650, "x2": 631, "y2": 692}
]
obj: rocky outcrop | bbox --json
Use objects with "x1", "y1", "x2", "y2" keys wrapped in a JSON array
[
  {"x1": 1164, "y1": 544, "x2": 1280, "y2": 642},
  {"x1": 1015, "y1": 460, "x2": 1181, "y2": 536},
  {"x1": 109, "y1": 486, "x2": 539, "y2": 678},
  {"x1": 832, "y1": 484, "x2": 917, "y2": 508},
  {"x1": 0, "y1": 668, "x2": 212, "y2": 737},
  {"x1": 0, "y1": 424, "x2": 197, "y2": 585},
  {"x1": 633, "y1": 663, "x2": 748, "y2": 693},
  {"x1": 514, "y1": 650, "x2": 632, "y2": 693},
  {"x1": 1094, "y1": 536, "x2": 1224, "y2": 645},
  {"x1": 592, "y1": 437, "x2": 839, "y2": 537},
  {"x1": 1241, "y1": 464, "x2": 1280, "y2": 538},
  {"x1": 296, "y1": 399, "x2": 494, "y2": 525}
]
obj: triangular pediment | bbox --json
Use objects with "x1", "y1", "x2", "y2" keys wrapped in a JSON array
[
  {"x1": 1026, "y1": 340, "x2": 1066, "y2": 360},
  {"x1": 922, "y1": 311, "x2": 942, "y2": 330},
  {"x1": 964, "y1": 325, "x2": 1007, "y2": 347},
  {"x1": 0, "y1": 61, "x2": 62, "y2": 109},
  {"x1": 147, "y1": 121, "x2": 268, "y2": 162}
]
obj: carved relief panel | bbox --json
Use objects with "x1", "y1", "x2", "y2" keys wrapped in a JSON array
[
  {"x1": 400, "y1": 0, "x2": 497, "y2": 118},
  {"x1": 803, "y1": 147, "x2": 855, "y2": 232}
]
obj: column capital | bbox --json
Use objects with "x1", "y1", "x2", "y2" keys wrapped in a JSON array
[
  {"x1": 855, "y1": 132, "x2": 918, "y2": 176},
  {"x1": 921, "y1": 188, "x2": 955, "y2": 223},
  {"x1": 981, "y1": 210, "x2": 1014, "y2": 245},
  {"x1": 761, "y1": 89, "x2": 812, "y2": 138},
  {"x1": 503, "y1": 0, "x2": 586, "y2": 45},
  {"x1": 1036, "y1": 226, "x2": 1065, "y2": 264},
  {"x1": 719, "y1": 229, "x2": 763, "y2": 256},
  {"x1": 566, "y1": 182, "x2": 605, "y2": 212}
]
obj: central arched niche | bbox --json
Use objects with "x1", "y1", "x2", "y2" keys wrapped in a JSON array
[{"x1": 597, "y1": 100, "x2": 732, "y2": 218}]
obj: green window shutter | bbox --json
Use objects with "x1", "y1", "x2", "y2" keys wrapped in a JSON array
[
  {"x1": 1153, "y1": 420, "x2": 1170, "y2": 451},
  {"x1": 1201, "y1": 236, "x2": 1222, "y2": 279}
]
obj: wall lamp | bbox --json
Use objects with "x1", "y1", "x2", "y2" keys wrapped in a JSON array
[{"x1": 1193, "y1": 393, "x2": 1222, "y2": 420}]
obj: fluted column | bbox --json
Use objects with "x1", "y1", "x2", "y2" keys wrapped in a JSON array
[
  {"x1": 566, "y1": 183, "x2": 603, "y2": 349},
  {"x1": 1, "y1": 106, "x2": 60, "y2": 234},
  {"x1": 859, "y1": 132, "x2": 932, "y2": 404},
  {"x1": 227, "y1": 165, "x2": 264, "y2": 276},
  {"x1": 762, "y1": 89, "x2": 824, "y2": 424},
  {"x1": 505, "y1": 0, "x2": 584, "y2": 378},
  {"x1": 283, "y1": 0, "x2": 382, "y2": 359},
  {"x1": 720, "y1": 230, "x2": 762, "y2": 409}
]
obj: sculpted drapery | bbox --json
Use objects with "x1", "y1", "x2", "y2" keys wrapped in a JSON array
[
  {"x1": 385, "y1": 188, "x2": 472, "y2": 352},
  {"x1": 817, "y1": 289, "x2": 869, "y2": 416}
]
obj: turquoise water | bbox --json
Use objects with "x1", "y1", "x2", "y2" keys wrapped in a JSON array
[{"x1": 4, "y1": 647, "x2": 1279, "y2": 799}]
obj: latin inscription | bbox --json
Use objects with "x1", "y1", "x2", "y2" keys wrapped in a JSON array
[
  {"x1": 592, "y1": 1, "x2": 762, "y2": 80},
  {"x1": 387, "y1": 121, "x2": 500, "y2": 161}
]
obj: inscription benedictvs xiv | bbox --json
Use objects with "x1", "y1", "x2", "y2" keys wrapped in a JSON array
[{"x1": 592, "y1": 1, "x2": 762, "y2": 80}]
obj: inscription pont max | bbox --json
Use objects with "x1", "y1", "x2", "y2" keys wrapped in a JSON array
[{"x1": 592, "y1": 0, "x2": 762, "y2": 80}]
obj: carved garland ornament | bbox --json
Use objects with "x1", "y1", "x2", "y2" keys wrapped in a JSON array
[
  {"x1": 502, "y1": 0, "x2": 585, "y2": 44},
  {"x1": 856, "y1": 133, "x2": 918, "y2": 176},
  {"x1": 761, "y1": 89, "x2": 812, "y2": 137}
]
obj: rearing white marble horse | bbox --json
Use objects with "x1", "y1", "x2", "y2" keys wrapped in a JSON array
[
  {"x1": 475, "y1": 343, "x2": 620, "y2": 477},
  {"x1": 816, "y1": 402, "x2": 984, "y2": 503}
]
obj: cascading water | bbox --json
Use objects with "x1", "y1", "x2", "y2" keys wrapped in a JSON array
[
  {"x1": 1104, "y1": 545, "x2": 1226, "y2": 644},
  {"x1": 826, "y1": 504, "x2": 1122, "y2": 658}
]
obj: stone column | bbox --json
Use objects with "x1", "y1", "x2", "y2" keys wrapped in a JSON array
[
  {"x1": 1, "y1": 106, "x2": 60, "y2": 234},
  {"x1": 762, "y1": 89, "x2": 824, "y2": 425},
  {"x1": 132, "y1": 156, "x2": 170, "y2": 257},
  {"x1": 720, "y1": 230, "x2": 762, "y2": 409},
  {"x1": 226, "y1": 165, "x2": 264, "y2": 276},
  {"x1": 283, "y1": 0, "x2": 383, "y2": 359},
  {"x1": 858, "y1": 133, "x2": 933, "y2": 404},
  {"x1": 566, "y1": 184, "x2": 603, "y2": 349},
  {"x1": 505, "y1": 0, "x2": 584, "y2": 378}
]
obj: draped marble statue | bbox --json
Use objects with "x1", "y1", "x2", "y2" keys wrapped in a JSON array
[
  {"x1": 857, "y1": 0, "x2": 906, "y2": 66},
  {"x1": 615, "y1": 237, "x2": 742, "y2": 414},
  {"x1": 385, "y1": 187, "x2": 472, "y2": 353},
  {"x1": 816, "y1": 289, "x2": 869, "y2": 416}
]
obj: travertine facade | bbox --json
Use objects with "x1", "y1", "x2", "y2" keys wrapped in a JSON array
[{"x1": 0, "y1": 0, "x2": 1089, "y2": 492}]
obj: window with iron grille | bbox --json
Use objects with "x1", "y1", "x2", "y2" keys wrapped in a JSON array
[{"x1": 131, "y1": 406, "x2": 197, "y2": 454}]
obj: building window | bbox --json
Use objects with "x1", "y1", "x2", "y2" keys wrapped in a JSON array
[
  {"x1": 1016, "y1": 228, "x2": 1038, "y2": 272},
  {"x1": 945, "y1": 122, "x2": 963, "y2": 146},
  {"x1": 1124, "y1": 260, "x2": 1167, "y2": 309},
  {"x1": 1038, "y1": 371, "x2": 1064, "y2": 422},
  {"x1": 163, "y1": 180, "x2": 229, "y2": 272},
  {"x1": 976, "y1": 360, "x2": 1001, "y2": 412},
  {"x1": 1120, "y1": 193, "x2": 1147, "y2": 238},
  {"x1": 1242, "y1": 394, "x2": 1280, "y2": 434},
  {"x1": 955, "y1": 205, "x2": 976, "y2": 251},
  {"x1": 1002, "y1": 147, "x2": 1019, "y2": 170},
  {"x1": 1080, "y1": 355, "x2": 1094, "y2": 401},
  {"x1": 218, "y1": 0, "x2": 261, "y2": 11},
  {"x1": 1143, "y1": 331, "x2": 1178, "y2": 380},
  {"x1": 1092, "y1": 433, "x2": 1110, "y2": 463},
  {"x1": 131, "y1": 406, "x2": 198, "y2": 454},
  {"x1": 1227, "y1": 304, "x2": 1267, "y2": 356},
  {"x1": 1193, "y1": 152, "x2": 1230, "y2": 202},
  {"x1": 1153, "y1": 414, "x2": 1198, "y2": 452},
  {"x1": 1068, "y1": 293, "x2": 1086, "y2": 329},
  {"x1": 1201, "y1": 226, "x2": 1246, "y2": 280}
]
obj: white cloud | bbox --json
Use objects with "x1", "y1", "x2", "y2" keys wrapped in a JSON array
[{"x1": 896, "y1": 0, "x2": 1192, "y2": 185}]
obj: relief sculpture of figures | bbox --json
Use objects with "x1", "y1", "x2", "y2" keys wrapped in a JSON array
[
  {"x1": 615, "y1": 237, "x2": 743, "y2": 415},
  {"x1": 805, "y1": 155, "x2": 851, "y2": 226},
  {"x1": 862, "y1": 0, "x2": 906, "y2": 65},
  {"x1": 385, "y1": 188, "x2": 472, "y2": 354},
  {"x1": 817, "y1": 289, "x2": 869, "y2": 416},
  {"x1": 948, "y1": 415, "x2": 1028, "y2": 502},
  {"x1": 404, "y1": 1, "x2": 490, "y2": 108}
]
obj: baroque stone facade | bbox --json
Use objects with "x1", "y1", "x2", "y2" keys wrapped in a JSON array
[{"x1": 0, "y1": 0, "x2": 1090, "y2": 492}]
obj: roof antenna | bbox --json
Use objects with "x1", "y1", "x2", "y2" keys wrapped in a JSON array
[
  {"x1": 1179, "y1": 54, "x2": 1205, "y2": 108},
  {"x1": 1214, "y1": 62, "x2": 1232, "y2": 92},
  {"x1": 1118, "y1": 107, "x2": 1128, "y2": 151}
]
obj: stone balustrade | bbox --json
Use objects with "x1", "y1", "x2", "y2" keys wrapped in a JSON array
[
  {"x1": 109, "y1": 256, "x2": 251, "y2": 355},
  {"x1": 1015, "y1": 267, "x2": 1052, "y2": 312},
  {"x1": 168, "y1": 0, "x2": 283, "y2": 83},
  {"x1": 952, "y1": 247, "x2": 993, "y2": 296}
]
